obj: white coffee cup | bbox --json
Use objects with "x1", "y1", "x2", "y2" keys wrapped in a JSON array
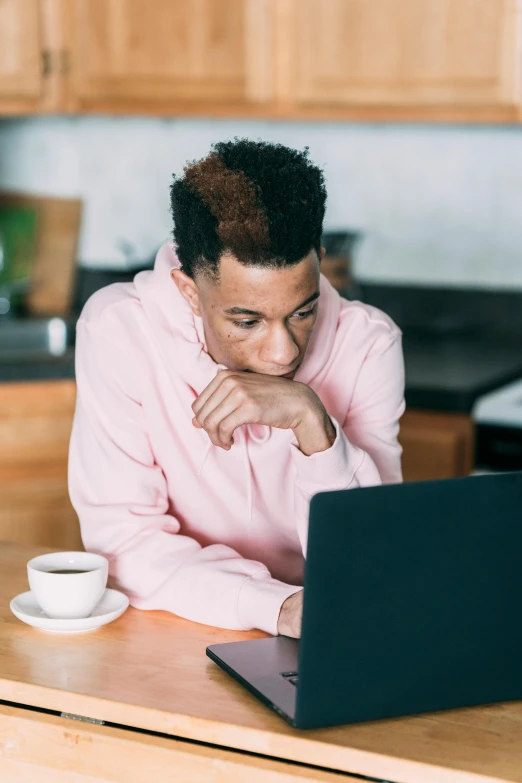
[{"x1": 27, "y1": 551, "x2": 109, "y2": 619}]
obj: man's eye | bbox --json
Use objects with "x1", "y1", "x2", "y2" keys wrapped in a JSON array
[
  {"x1": 233, "y1": 304, "x2": 316, "y2": 330},
  {"x1": 293, "y1": 306, "x2": 316, "y2": 320},
  {"x1": 234, "y1": 320, "x2": 258, "y2": 329}
]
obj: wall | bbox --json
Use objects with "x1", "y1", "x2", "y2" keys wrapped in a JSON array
[{"x1": 0, "y1": 116, "x2": 521, "y2": 289}]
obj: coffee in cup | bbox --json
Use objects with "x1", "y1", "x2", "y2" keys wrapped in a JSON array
[{"x1": 27, "y1": 552, "x2": 109, "y2": 619}]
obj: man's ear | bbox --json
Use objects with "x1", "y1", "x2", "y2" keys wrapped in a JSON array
[
  {"x1": 170, "y1": 269, "x2": 202, "y2": 317},
  {"x1": 319, "y1": 246, "x2": 326, "y2": 262}
]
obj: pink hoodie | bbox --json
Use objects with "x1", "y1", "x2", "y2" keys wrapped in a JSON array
[{"x1": 69, "y1": 243, "x2": 405, "y2": 635}]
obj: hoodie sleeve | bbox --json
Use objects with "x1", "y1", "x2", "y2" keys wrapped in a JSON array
[
  {"x1": 69, "y1": 320, "x2": 300, "y2": 636},
  {"x1": 291, "y1": 331, "x2": 405, "y2": 552}
]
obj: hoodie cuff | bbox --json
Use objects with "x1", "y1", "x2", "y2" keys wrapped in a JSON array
[
  {"x1": 237, "y1": 573, "x2": 303, "y2": 636},
  {"x1": 290, "y1": 416, "x2": 364, "y2": 496}
]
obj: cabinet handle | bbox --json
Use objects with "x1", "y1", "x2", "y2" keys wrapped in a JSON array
[{"x1": 41, "y1": 50, "x2": 52, "y2": 78}]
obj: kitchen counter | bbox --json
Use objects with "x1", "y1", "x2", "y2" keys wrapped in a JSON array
[
  {"x1": 3, "y1": 333, "x2": 522, "y2": 414},
  {"x1": 2, "y1": 542, "x2": 522, "y2": 783},
  {"x1": 0, "y1": 348, "x2": 75, "y2": 383},
  {"x1": 361, "y1": 283, "x2": 522, "y2": 413},
  {"x1": 403, "y1": 333, "x2": 522, "y2": 412},
  {"x1": 2, "y1": 278, "x2": 522, "y2": 413}
]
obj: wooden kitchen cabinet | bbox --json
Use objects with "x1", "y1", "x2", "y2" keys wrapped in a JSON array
[
  {"x1": 0, "y1": 0, "x2": 43, "y2": 112},
  {"x1": 0, "y1": 0, "x2": 66, "y2": 113},
  {"x1": 63, "y1": 0, "x2": 273, "y2": 113},
  {"x1": 0, "y1": 379, "x2": 82, "y2": 549},
  {"x1": 277, "y1": 0, "x2": 522, "y2": 120},
  {"x1": 399, "y1": 409, "x2": 475, "y2": 483},
  {"x1": 65, "y1": 0, "x2": 522, "y2": 120},
  {"x1": 3, "y1": 0, "x2": 522, "y2": 120}
]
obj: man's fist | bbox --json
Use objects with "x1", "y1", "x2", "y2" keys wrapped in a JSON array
[
  {"x1": 277, "y1": 590, "x2": 303, "y2": 638},
  {"x1": 192, "y1": 370, "x2": 335, "y2": 456}
]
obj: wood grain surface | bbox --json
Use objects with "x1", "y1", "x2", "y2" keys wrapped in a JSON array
[
  {"x1": 0, "y1": 381, "x2": 82, "y2": 549},
  {"x1": 0, "y1": 703, "x2": 357, "y2": 783},
  {"x1": 0, "y1": 192, "x2": 81, "y2": 316},
  {"x1": 1, "y1": 543, "x2": 521, "y2": 783}
]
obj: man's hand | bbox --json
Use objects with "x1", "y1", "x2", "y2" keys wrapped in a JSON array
[
  {"x1": 191, "y1": 370, "x2": 336, "y2": 456},
  {"x1": 277, "y1": 591, "x2": 303, "y2": 638}
]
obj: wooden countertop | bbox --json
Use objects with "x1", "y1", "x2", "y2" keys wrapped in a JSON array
[{"x1": 1, "y1": 543, "x2": 521, "y2": 783}]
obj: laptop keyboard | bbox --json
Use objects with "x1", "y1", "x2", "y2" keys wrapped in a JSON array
[{"x1": 281, "y1": 671, "x2": 299, "y2": 686}]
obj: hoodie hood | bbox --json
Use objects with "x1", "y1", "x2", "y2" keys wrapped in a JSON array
[{"x1": 133, "y1": 242, "x2": 342, "y2": 522}]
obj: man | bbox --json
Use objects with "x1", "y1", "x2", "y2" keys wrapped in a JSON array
[{"x1": 69, "y1": 139, "x2": 405, "y2": 639}]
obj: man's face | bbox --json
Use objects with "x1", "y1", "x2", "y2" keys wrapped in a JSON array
[{"x1": 172, "y1": 250, "x2": 321, "y2": 378}]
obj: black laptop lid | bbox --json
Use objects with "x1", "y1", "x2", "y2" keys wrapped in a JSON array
[{"x1": 296, "y1": 472, "x2": 522, "y2": 729}]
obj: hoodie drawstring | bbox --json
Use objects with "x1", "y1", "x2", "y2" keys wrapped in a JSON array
[
  {"x1": 197, "y1": 439, "x2": 213, "y2": 478},
  {"x1": 238, "y1": 428, "x2": 254, "y2": 524}
]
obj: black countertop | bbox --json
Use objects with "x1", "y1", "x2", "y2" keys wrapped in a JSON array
[
  {"x1": 360, "y1": 283, "x2": 522, "y2": 412},
  {"x1": 2, "y1": 272, "x2": 522, "y2": 414},
  {"x1": 401, "y1": 333, "x2": 522, "y2": 412},
  {"x1": 0, "y1": 350, "x2": 75, "y2": 383}
]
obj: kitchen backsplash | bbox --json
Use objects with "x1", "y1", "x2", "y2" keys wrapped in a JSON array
[{"x1": 0, "y1": 116, "x2": 521, "y2": 289}]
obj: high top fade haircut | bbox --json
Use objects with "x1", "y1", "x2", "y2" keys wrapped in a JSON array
[{"x1": 170, "y1": 139, "x2": 327, "y2": 280}]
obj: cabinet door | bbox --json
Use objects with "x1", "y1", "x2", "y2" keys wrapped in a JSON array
[
  {"x1": 0, "y1": 380, "x2": 82, "y2": 550},
  {"x1": 0, "y1": 0, "x2": 43, "y2": 110},
  {"x1": 280, "y1": 0, "x2": 522, "y2": 108},
  {"x1": 0, "y1": 0, "x2": 67, "y2": 114},
  {"x1": 399, "y1": 410, "x2": 475, "y2": 483},
  {"x1": 67, "y1": 0, "x2": 272, "y2": 112}
]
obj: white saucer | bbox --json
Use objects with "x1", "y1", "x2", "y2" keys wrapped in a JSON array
[{"x1": 10, "y1": 588, "x2": 130, "y2": 633}]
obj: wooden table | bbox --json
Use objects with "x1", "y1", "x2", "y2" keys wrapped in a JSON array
[{"x1": 1, "y1": 544, "x2": 522, "y2": 783}]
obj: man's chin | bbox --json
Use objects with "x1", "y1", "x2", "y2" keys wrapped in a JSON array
[
  {"x1": 240, "y1": 367, "x2": 299, "y2": 379},
  {"x1": 265, "y1": 369, "x2": 298, "y2": 379}
]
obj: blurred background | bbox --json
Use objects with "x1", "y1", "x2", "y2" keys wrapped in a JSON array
[{"x1": 1, "y1": 0, "x2": 522, "y2": 549}]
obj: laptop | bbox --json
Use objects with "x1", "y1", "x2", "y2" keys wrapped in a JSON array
[{"x1": 207, "y1": 471, "x2": 522, "y2": 729}]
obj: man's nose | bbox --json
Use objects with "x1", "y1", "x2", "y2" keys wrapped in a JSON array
[{"x1": 260, "y1": 325, "x2": 300, "y2": 368}]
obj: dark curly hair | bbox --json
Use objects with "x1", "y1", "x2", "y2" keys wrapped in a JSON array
[{"x1": 170, "y1": 139, "x2": 327, "y2": 279}]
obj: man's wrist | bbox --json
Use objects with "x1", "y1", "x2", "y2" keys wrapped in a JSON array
[
  {"x1": 277, "y1": 590, "x2": 303, "y2": 638},
  {"x1": 292, "y1": 404, "x2": 336, "y2": 457}
]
